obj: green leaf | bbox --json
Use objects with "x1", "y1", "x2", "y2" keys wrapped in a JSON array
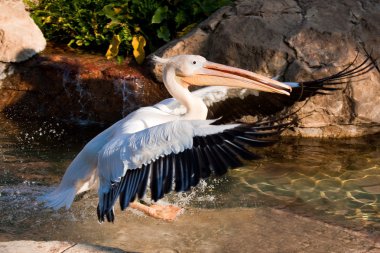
[
  {"x1": 175, "y1": 10, "x2": 187, "y2": 28},
  {"x1": 67, "y1": 39, "x2": 75, "y2": 47},
  {"x1": 151, "y1": 6, "x2": 168, "y2": 24},
  {"x1": 177, "y1": 23, "x2": 197, "y2": 37},
  {"x1": 76, "y1": 40, "x2": 83, "y2": 46},
  {"x1": 29, "y1": 0, "x2": 232, "y2": 57},
  {"x1": 105, "y1": 20, "x2": 121, "y2": 30},
  {"x1": 157, "y1": 25, "x2": 170, "y2": 42},
  {"x1": 117, "y1": 56, "x2": 124, "y2": 64},
  {"x1": 102, "y1": 4, "x2": 118, "y2": 21}
]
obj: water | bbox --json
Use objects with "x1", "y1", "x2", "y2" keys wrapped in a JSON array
[{"x1": 0, "y1": 114, "x2": 379, "y2": 250}]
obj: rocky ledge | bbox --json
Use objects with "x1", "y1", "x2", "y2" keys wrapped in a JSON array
[{"x1": 0, "y1": 46, "x2": 167, "y2": 124}]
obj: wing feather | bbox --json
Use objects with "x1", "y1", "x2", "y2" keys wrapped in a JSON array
[
  {"x1": 96, "y1": 118, "x2": 292, "y2": 222},
  {"x1": 93, "y1": 53, "x2": 377, "y2": 222}
]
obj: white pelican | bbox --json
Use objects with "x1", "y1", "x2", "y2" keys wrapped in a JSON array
[{"x1": 39, "y1": 53, "x2": 376, "y2": 222}]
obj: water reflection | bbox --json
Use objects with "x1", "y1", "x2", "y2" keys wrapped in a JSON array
[
  {"x1": 0, "y1": 114, "x2": 379, "y2": 242},
  {"x1": 188, "y1": 136, "x2": 380, "y2": 230}
]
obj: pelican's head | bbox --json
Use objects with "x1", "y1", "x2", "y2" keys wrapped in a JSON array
[
  {"x1": 153, "y1": 54, "x2": 291, "y2": 95},
  {"x1": 153, "y1": 55, "x2": 207, "y2": 76}
]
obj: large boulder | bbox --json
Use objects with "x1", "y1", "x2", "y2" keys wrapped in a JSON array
[
  {"x1": 0, "y1": 0, "x2": 47, "y2": 111},
  {"x1": 0, "y1": 46, "x2": 167, "y2": 124},
  {"x1": 0, "y1": 0, "x2": 46, "y2": 62},
  {"x1": 151, "y1": 0, "x2": 380, "y2": 137}
]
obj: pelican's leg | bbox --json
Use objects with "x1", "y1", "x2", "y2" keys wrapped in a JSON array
[{"x1": 129, "y1": 201, "x2": 183, "y2": 221}]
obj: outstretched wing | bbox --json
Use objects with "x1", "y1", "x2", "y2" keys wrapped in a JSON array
[{"x1": 96, "y1": 118, "x2": 292, "y2": 222}]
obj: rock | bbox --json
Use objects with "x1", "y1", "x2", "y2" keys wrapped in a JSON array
[
  {"x1": 0, "y1": 241, "x2": 126, "y2": 253},
  {"x1": 151, "y1": 0, "x2": 380, "y2": 137},
  {"x1": 0, "y1": 0, "x2": 46, "y2": 63},
  {"x1": 0, "y1": 45, "x2": 168, "y2": 124}
]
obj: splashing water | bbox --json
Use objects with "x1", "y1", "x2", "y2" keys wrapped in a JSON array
[
  {"x1": 113, "y1": 78, "x2": 142, "y2": 117},
  {"x1": 61, "y1": 68, "x2": 93, "y2": 121},
  {"x1": 171, "y1": 179, "x2": 216, "y2": 207},
  {"x1": 0, "y1": 114, "x2": 379, "y2": 244}
]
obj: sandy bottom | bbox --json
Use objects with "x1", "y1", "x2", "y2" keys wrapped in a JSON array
[{"x1": 1, "y1": 206, "x2": 379, "y2": 253}]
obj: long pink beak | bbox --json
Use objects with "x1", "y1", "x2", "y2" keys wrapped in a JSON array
[{"x1": 180, "y1": 61, "x2": 291, "y2": 95}]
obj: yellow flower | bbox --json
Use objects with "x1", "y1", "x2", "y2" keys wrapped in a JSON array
[
  {"x1": 105, "y1": 35, "x2": 121, "y2": 60},
  {"x1": 132, "y1": 35, "x2": 146, "y2": 64}
]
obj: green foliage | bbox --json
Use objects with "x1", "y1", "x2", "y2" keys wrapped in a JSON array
[{"x1": 29, "y1": 0, "x2": 232, "y2": 61}]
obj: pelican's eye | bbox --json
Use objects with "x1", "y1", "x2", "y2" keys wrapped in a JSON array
[{"x1": 192, "y1": 61, "x2": 197, "y2": 65}]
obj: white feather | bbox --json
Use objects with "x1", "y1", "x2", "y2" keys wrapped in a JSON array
[
  {"x1": 38, "y1": 122, "x2": 119, "y2": 209},
  {"x1": 151, "y1": 55, "x2": 170, "y2": 64},
  {"x1": 96, "y1": 119, "x2": 238, "y2": 196},
  {"x1": 40, "y1": 85, "x2": 245, "y2": 210},
  {"x1": 152, "y1": 86, "x2": 260, "y2": 114}
]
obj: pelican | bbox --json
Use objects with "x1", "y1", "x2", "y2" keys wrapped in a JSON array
[{"x1": 39, "y1": 53, "x2": 376, "y2": 222}]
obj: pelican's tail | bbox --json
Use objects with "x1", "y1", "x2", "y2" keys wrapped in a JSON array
[
  {"x1": 38, "y1": 186, "x2": 78, "y2": 210},
  {"x1": 38, "y1": 123, "x2": 119, "y2": 209},
  {"x1": 38, "y1": 148, "x2": 98, "y2": 209}
]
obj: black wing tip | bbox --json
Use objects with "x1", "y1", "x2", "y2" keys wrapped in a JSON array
[
  {"x1": 97, "y1": 205, "x2": 115, "y2": 223},
  {"x1": 96, "y1": 165, "x2": 151, "y2": 223},
  {"x1": 298, "y1": 50, "x2": 377, "y2": 98},
  {"x1": 95, "y1": 114, "x2": 297, "y2": 223},
  {"x1": 361, "y1": 46, "x2": 380, "y2": 74}
]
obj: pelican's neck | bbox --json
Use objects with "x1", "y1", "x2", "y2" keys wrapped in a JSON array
[{"x1": 163, "y1": 66, "x2": 208, "y2": 120}]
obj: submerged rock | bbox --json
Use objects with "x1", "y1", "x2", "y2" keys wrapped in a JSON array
[
  {"x1": 0, "y1": 46, "x2": 168, "y2": 124},
  {"x1": 151, "y1": 0, "x2": 380, "y2": 137},
  {"x1": 0, "y1": 0, "x2": 46, "y2": 62}
]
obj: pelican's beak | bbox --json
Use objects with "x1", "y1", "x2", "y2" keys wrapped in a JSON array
[{"x1": 180, "y1": 61, "x2": 291, "y2": 95}]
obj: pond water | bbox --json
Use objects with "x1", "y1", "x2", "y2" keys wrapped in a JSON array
[{"x1": 0, "y1": 114, "x2": 379, "y2": 251}]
